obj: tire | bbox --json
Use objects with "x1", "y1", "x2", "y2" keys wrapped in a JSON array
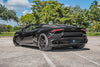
[
  {"x1": 13, "y1": 36, "x2": 20, "y2": 46},
  {"x1": 38, "y1": 33, "x2": 52, "y2": 51},
  {"x1": 72, "y1": 44, "x2": 85, "y2": 49}
]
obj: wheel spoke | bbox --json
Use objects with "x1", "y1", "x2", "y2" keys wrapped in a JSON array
[
  {"x1": 39, "y1": 35, "x2": 46, "y2": 48},
  {"x1": 16, "y1": 37, "x2": 20, "y2": 43},
  {"x1": 38, "y1": 33, "x2": 52, "y2": 51}
]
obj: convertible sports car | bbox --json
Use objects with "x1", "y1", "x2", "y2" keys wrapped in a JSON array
[{"x1": 13, "y1": 24, "x2": 88, "y2": 51}]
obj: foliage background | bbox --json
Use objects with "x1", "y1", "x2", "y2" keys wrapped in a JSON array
[{"x1": 0, "y1": 0, "x2": 100, "y2": 36}]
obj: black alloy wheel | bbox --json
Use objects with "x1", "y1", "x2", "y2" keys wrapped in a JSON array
[
  {"x1": 38, "y1": 33, "x2": 52, "y2": 51},
  {"x1": 13, "y1": 36, "x2": 20, "y2": 46}
]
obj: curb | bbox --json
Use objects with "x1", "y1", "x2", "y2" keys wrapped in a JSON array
[
  {"x1": 87, "y1": 36, "x2": 100, "y2": 38},
  {"x1": 0, "y1": 36, "x2": 13, "y2": 38}
]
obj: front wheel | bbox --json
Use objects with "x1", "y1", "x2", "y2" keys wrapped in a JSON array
[
  {"x1": 13, "y1": 36, "x2": 20, "y2": 46},
  {"x1": 38, "y1": 33, "x2": 52, "y2": 51},
  {"x1": 72, "y1": 44, "x2": 85, "y2": 49}
]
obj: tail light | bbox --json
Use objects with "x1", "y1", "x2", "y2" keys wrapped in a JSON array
[
  {"x1": 81, "y1": 29, "x2": 86, "y2": 32},
  {"x1": 51, "y1": 29, "x2": 64, "y2": 33}
]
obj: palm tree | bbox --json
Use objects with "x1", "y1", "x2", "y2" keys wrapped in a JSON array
[
  {"x1": 0, "y1": 4, "x2": 18, "y2": 22},
  {"x1": 0, "y1": 4, "x2": 18, "y2": 33}
]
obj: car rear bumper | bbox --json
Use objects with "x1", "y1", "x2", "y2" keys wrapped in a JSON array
[{"x1": 50, "y1": 37, "x2": 88, "y2": 47}]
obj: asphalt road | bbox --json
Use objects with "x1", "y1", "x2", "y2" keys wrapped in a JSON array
[{"x1": 0, "y1": 37, "x2": 100, "y2": 67}]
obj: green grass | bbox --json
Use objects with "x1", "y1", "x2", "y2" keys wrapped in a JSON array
[
  {"x1": 0, "y1": 32, "x2": 15, "y2": 37},
  {"x1": 87, "y1": 32, "x2": 100, "y2": 36}
]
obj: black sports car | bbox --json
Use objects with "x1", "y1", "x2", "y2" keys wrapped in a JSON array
[{"x1": 13, "y1": 24, "x2": 88, "y2": 51}]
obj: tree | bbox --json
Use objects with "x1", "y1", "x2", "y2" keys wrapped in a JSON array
[
  {"x1": 70, "y1": 6, "x2": 90, "y2": 28},
  {"x1": 90, "y1": 1, "x2": 100, "y2": 22},
  {"x1": 41, "y1": 4, "x2": 63, "y2": 24},
  {"x1": 6, "y1": 25, "x2": 12, "y2": 32},
  {"x1": 0, "y1": 4, "x2": 18, "y2": 22},
  {"x1": 92, "y1": 22, "x2": 100, "y2": 32},
  {"x1": 70, "y1": 5, "x2": 82, "y2": 14},
  {"x1": 31, "y1": 0, "x2": 71, "y2": 24},
  {"x1": 20, "y1": 13, "x2": 34, "y2": 27},
  {"x1": 61, "y1": 7, "x2": 71, "y2": 24},
  {"x1": 0, "y1": 24, "x2": 6, "y2": 33},
  {"x1": 31, "y1": 0, "x2": 64, "y2": 24},
  {"x1": 13, "y1": 26, "x2": 19, "y2": 32},
  {"x1": 20, "y1": 0, "x2": 99, "y2": 30},
  {"x1": 89, "y1": 1, "x2": 100, "y2": 31}
]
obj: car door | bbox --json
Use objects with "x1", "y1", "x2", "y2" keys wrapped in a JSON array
[{"x1": 20, "y1": 25, "x2": 36, "y2": 45}]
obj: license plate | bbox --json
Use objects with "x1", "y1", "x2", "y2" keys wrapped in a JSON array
[{"x1": 72, "y1": 40, "x2": 76, "y2": 43}]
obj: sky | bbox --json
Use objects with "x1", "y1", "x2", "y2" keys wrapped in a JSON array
[{"x1": 0, "y1": 0, "x2": 99, "y2": 26}]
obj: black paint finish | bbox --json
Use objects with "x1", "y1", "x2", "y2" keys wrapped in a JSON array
[{"x1": 13, "y1": 24, "x2": 88, "y2": 47}]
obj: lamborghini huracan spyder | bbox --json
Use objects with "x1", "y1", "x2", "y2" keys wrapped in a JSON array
[{"x1": 13, "y1": 24, "x2": 88, "y2": 50}]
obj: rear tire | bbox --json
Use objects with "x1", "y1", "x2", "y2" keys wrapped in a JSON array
[
  {"x1": 72, "y1": 44, "x2": 85, "y2": 49},
  {"x1": 13, "y1": 36, "x2": 20, "y2": 46},
  {"x1": 38, "y1": 33, "x2": 52, "y2": 51}
]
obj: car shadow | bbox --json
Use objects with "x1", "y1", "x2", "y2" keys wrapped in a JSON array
[
  {"x1": 21, "y1": 45, "x2": 39, "y2": 50},
  {"x1": 21, "y1": 45, "x2": 90, "y2": 52},
  {"x1": 50, "y1": 47, "x2": 90, "y2": 52}
]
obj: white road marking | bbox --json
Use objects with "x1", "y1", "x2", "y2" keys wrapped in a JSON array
[
  {"x1": 8, "y1": 40, "x2": 12, "y2": 45},
  {"x1": 41, "y1": 51, "x2": 56, "y2": 67},
  {"x1": 73, "y1": 52, "x2": 100, "y2": 66}
]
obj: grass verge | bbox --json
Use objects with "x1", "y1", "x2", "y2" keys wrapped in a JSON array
[
  {"x1": 0, "y1": 32, "x2": 15, "y2": 37},
  {"x1": 87, "y1": 32, "x2": 100, "y2": 36}
]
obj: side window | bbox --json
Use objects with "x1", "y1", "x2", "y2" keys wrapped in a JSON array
[{"x1": 24, "y1": 25, "x2": 37, "y2": 32}]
